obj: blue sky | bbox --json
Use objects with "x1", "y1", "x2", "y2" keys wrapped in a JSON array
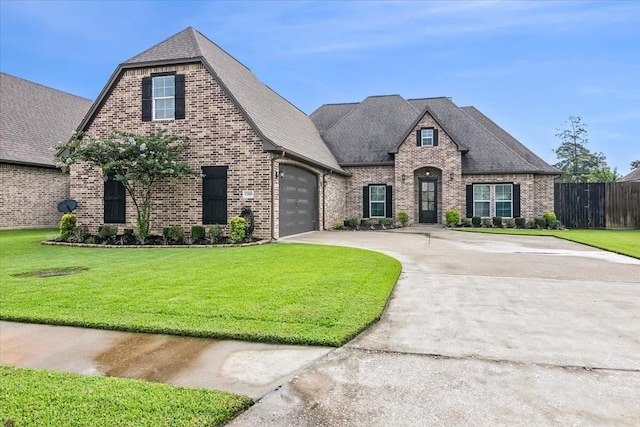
[{"x1": 2, "y1": 0, "x2": 638, "y2": 173}]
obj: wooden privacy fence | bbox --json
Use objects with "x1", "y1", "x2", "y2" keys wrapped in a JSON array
[{"x1": 554, "y1": 182, "x2": 640, "y2": 229}]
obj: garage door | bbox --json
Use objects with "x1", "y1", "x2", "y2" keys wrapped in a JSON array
[{"x1": 279, "y1": 165, "x2": 318, "y2": 237}]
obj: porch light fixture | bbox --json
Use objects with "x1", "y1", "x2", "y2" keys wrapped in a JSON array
[
  {"x1": 425, "y1": 171, "x2": 430, "y2": 176},
  {"x1": 449, "y1": 172, "x2": 455, "y2": 181},
  {"x1": 401, "y1": 173, "x2": 406, "y2": 182}
]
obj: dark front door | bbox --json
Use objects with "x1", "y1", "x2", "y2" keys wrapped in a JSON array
[{"x1": 419, "y1": 178, "x2": 438, "y2": 223}]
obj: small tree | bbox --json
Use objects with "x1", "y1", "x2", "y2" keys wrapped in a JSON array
[
  {"x1": 55, "y1": 130, "x2": 195, "y2": 242},
  {"x1": 630, "y1": 160, "x2": 640, "y2": 170}
]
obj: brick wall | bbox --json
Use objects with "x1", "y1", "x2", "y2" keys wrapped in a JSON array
[
  {"x1": 343, "y1": 165, "x2": 395, "y2": 220},
  {"x1": 72, "y1": 62, "x2": 274, "y2": 238},
  {"x1": 395, "y1": 112, "x2": 463, "y2": 224},
  {"x1": 0, "y1": 163, "x2": 69, "y2": 228}
]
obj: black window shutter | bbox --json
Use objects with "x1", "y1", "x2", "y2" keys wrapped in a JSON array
[
  {"x1": 385, "y1": 185, "x2": 393, "y2": 218},
  {"x1": 513, "y1": 184, "x2": 521, "y2": 218},
  {"x1": 363, "y1": 186, "x2": 370, "y2": 218},
  {"x1": 104, "y1": 173, "x2": 126, "y2": 223},
  {"x1": 202, "y1": 166, "x2": 228, "y2": 224},
  {"x1": 142, "y1": 77, "x2": 152, "y2": 122},
  {"x1": 433, "y1": 129, "x2": 439, "y2": 146},
  {"x1": 416, "y1": 129, "x2": 421, "y2": 146},
  {"x1": 175, "y1": 74, "x2": 185, "y2": 120},
  {"x1": 465, "y1": 185, "x2": 473, "y2": 218}
]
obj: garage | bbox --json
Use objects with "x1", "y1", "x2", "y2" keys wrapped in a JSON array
[{"x1": 279, "y1": 164, "x2": 318, "y2": 237}]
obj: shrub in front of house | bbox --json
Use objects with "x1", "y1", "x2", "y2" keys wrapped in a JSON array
[
  {"x1": 543, "y1": 211, "x2": 557, "y2": 227},
  {"x1": 515, "y1": 217, "x2": 526, "y2": 228},
  {"x1": 209, "y1": 224, "x2": 224, "y2": 244},
  {"x1": 472, "y1": 216, "x2": 481, "y2": 227},
  {"x1": 229, "y1": 217, "x2": 246, "y2": 243},
  {"x1": 504, "y1": 218, "x2": 516, "y2": 228},
  {"x1": 334, "y1": 221, "x2": 343, "y2": 230},
  {"x1": 59, "y1": 214, "x2": 77, "y2": 239},
  {"x1": 481, "y1": 218, "x2": 492, "y2": 228},
  {"x1": 445, "y1": 209, "x2": 460, "y2": 227},
  {"x1": 379, "y1": 218, "x2": 394, "y2": 228},
  {"x1": 68, "y1": 225, "x2": 89, "y2": 243},
  {"x1": 397, "y1": 211, "x2": 409, "y2": 227},
  {"x1": 97, "y1": 225, "x2": 118, "y2": 241},
  {"x1": 492, "y1": 217, "x2": 503, "y2": 228},
  {"x1": 360, "y1": 219, "x2": 372, "y2": 227},
  {"x1": 190, "y1": 226, "x2": 206, "y2": 241},
  {"x1": 534, "y1": 218, "x2": 547, "y2": 229},
  {"x1": 548, "y1": 219, "x2": 563, "y2": 230},
  {"x1": 163, "y1": 225, "x2": 184, "y2": 244},
  {"x1": 461, "y1": 218, "x2": 472, "y2": 227},
  {"x1": 344, "y1": 218, "x2": 358, "y2": 228}
]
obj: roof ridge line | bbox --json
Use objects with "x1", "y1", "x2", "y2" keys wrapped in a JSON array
[{"x1": 193, "y1": 28, "x2": 253, "y2": 73}]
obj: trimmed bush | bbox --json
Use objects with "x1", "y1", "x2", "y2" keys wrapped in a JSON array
[
  {"x1": 68, "y1": 226, "x2": 89, "y2": 243},
  {"x1": 526, "y1": 219, "x2": 537, "y2": 229},
  {"x1": 379, "y1": 218, "x2": 393, "y2": 228},
  {"x1": 209, "y1": 224, "x2": 224, "y2": 244},
  {"x1": 549, "y1": 219, "x2": 562, "y2": 230},
  {"x1": 515, "y1": 217, "x2": 526, "y2": 228},
  {"x1": 543, "y1": 211, "x2": 557, "y2": 227},
  {"x1": 163, "y1": 226, "x2": 184, "y2": 244},
  {"x1": 481, "y1": 218, "x2": 492, "y2": 228},
  {"x1": 534, "y1": 218, "x2": 547, "y2": 229},
  {"x1": 398, "y1": 211, "x2": 409, "y2": 227},
  {"x1": 472, "y1": 216, "x2": 482, "y2": 227},
  {"x1": 97, "y1": 225, "x2": 118, "y2": 241},
  {"x1": 445, "y1": 209, "x2": 460, "y2": 227},
  {"x1": 360, "y1": 219, "x2": 372, "y2": 227},
  {"x1": 229, "y1": 217, "x2": 246, "y2": 243},
  {"x1": 461, "y1": 218, "x2": 472, "y2": 227},
  {"x1": 59, "y1": 214, "x2": 77, "y2": 239},
  {"x1": 334, "y1": 221, "x2": 343, "y2": 230},
  {"x1": 344, "y1": 218, "x2": 358, "y2": 228},
  {"x1": 504, "y1": 218, "x2": 516, "y2": 228},
  {"x1": 492, "y1": 217, "x2": 503, "y2": 228},
  {"x1": 190, "y1": 226, "x2": 206, "y2": 240}
]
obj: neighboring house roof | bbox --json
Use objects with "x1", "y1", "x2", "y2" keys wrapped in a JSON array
[
  {"x1": 80, "y1": 27, "x2": 345, "y2": 174},
  {"x1": 618, "y1": 168, "x2": 640, "y2": 182},
  {"x1": 311, "y1": 95, "x2": 560, "y2": 175},
  {"x1": 0, "y1": 72, "x2": 92, "y2": 168}
]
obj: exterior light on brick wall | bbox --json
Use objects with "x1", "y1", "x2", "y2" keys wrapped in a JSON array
[
  {"x1": 402, "y1": 173, "x2": 406, "y2": 182},
  {"x1": 449, "y1": 172, "x2": 455, "y2": 181},
  {"x1": 425, "y1": 171, "x2": 430, "y2": 176}
]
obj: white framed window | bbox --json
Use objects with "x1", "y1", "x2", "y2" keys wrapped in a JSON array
[
  {"x1": 420, "y1": 128, "x2": 434, "y2": 146},
  {"x1": 473, "y1": 184, "x2": 490, "y2": 217},
  {"x1": 152, "y1": 75, "x2": 175, "y2": 120},
  {"x1": 495, "y1": 184, "x2": 513, "y2": 218},
  {"x1": 370, "y1": 185, "x2": 386, "y2": 218}
]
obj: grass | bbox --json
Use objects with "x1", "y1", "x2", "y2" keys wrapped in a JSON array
[
  {"x1": 453, "y1": 228, "x2": 640, "y2": 259},
  {"x1": 0, "y1": 229, "x2": 401, "y2": 346},
  {"x1": 0, "y1": 365, "x2": 252, "y2": 427}
]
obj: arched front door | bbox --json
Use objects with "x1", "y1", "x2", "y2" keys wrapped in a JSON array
[{"x1": 418, "y1": 177, "x2": 438, "y2": 223}]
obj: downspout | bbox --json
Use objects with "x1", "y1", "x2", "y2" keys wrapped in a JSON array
[{"x1": 270, "y1": 150, "x2": 285, "y2": 241}]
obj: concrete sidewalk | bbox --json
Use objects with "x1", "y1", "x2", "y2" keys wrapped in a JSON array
[
  {"x1": 0, "y1": 321, "x2": 331, "y2": 399},
  {"x1": 231, "y1": 228, "x2": 640, "y2": 426}
]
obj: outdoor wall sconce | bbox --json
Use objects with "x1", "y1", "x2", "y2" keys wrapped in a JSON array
[
  {"x1": 425, "y1": 171, "x2": 430, "y2": 176},
  {"x1": 401, "y1": 173, "x2": 406, "y2": 182},
  {"x1": 449, "y1": 172, "x2": 455, "y2": 181}
]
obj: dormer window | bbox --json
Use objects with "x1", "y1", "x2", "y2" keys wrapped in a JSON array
[
  {"x1": 416, "y1": 127, "x2": 439, "y2": 146},
  {"x1": 152, "y1": 75, "x2": 175, "y2": 120}
]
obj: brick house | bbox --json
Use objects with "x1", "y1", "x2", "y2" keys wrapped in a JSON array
[
  {"x1": 71, "y1": 27, "x2": 559, "y2": 239},
  {"x1": 0, "y1": 73, "x2": 92, "y2": 228}
]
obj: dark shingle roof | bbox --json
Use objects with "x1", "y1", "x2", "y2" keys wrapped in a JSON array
[
  {"x1": 83, "y1": 27, "x2": 344, "y2": 174},
  {"x1": 0, "y1": 73, "x2": 92, "y2": 167},
  {"x1": 618, "y1": 168, "x2": 640, "y2": 182},
  {"x1": 312, "y1": 95, "x2": 419, "y2": 164},
  {"x1": 313, "y1": 95, "x2": 559, "y2": 174}
]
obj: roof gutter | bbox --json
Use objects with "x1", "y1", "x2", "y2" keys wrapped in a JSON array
[{"x1": 0, "y1": 159, "x2": 61, "y2": 170}]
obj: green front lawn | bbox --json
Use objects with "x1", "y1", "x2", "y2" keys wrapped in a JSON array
[
  {"x1": 0, "y1": 365, "x2": 252, "y2": 427},
  {"x1": 0, "y1": 229, "x2": 401, "y2": 346},
  {"x1": 454, "y1": 228, "x2": 640, "y2": 259}
]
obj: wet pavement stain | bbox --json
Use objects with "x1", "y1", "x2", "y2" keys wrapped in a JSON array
[{"x1": 93, "y1": 333, "x2": 214, "y2": 382}]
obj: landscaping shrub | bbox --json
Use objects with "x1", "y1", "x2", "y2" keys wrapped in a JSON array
[
  {"x1": 481, "y1": 218, "x2": 492, "y2": 228},
  {"x1": 344, "y1": 218, "x2": 358, "y2": 228},
  {"x1": 445, "y1": 209, "x2": 460, "y2": 227},
  {"x1": 209, "y1": 224, "x2": 224, "y2": 243},
  {"x1": 549, "y1": 219, "x2": 562, "y2": 230},
  {"x1": 472, "y1": 216, "x2": 482, "y2": 227},
  {"x1": 97, "y1": 225, "x2": 118, "y2": 241},
  {"x1": 543, "y1": 211, "x2": 557, "y2": 227},
  {"x1": 492, "y1": 217, "x2": 503, "y2": 228},
  {"x1": 360, "y1": 219, "x2": 372, "y2": 227},
  {"x1": 334, "y1": 221, "x2": 343, "y2": 230},
  {"x1": 68, "y1": 226, "x2": 89, "y2": 243},
  {"x1": 379, "y1": 218, "x2": 393, "y2": 228},
  {"x1": 163, "y1": 225, "x2": 184, "y2": 244},
  {"x1": 398, "y1": 211, "x2": 409, "y2": 227},
  {"x1": 461, "y1": 218, "x2": 472, "y2": 227},
  {"x1": 526, "y1": 219, "x2": 537, "y2": 229},
  {"x1": 190, "y1": 226, "x2": 206, "y2": 241},
  {"x1": 504, "y1": 218, "x2": 516, "y2": 228},
  {"x1": 59, "y1": 214, "x2": 77, "y2": 239},
  {"x1": 534, "y1": 218, "x2": 547, "y2": 229},
  {"x1": 229, "y1": 217, "x2": 246, "y2": 243},
  {"x1": 515, "y1": 217, "x2": 526, "y2": 228}
]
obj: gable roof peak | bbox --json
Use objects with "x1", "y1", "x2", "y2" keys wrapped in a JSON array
[{"x1": 123, "y1": 26, "x2": 204, "y2": 65}]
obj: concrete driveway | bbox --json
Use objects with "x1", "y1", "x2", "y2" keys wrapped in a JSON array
[{"x1": 232, "y1": 227, "x2": 640, "y2": 426}]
